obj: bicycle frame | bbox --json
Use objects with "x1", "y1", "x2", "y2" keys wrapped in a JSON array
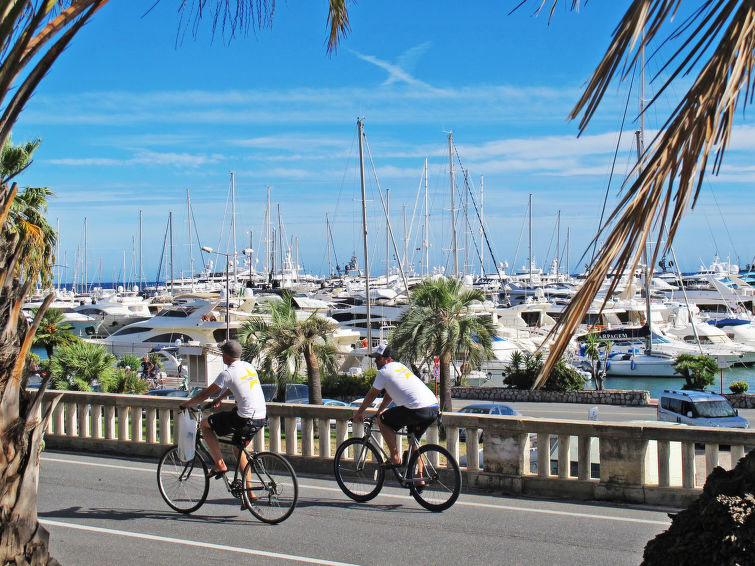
[{"x1": 355, "y1": 418, "x2": 425, "y2": 488}]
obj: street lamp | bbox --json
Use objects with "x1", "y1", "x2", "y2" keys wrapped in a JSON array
[{"x1": 200, "y1": 246, "x2": 253, "y2": 342}]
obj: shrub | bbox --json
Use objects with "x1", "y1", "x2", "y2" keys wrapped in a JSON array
[
  {"x1": 50, "y1": 341, "x2": 116, "y2": 391},
  {"x1": 321, "y1": 372, "x2": 373, "y2": 398},
  {"x1": 503, "y1": 351, "x2": 584, "y2": 392},
  {"x1": 729, "y1": 381, "x2": 749, "y2": 394},
  {"x1": 103, "y1": 368, "x2": 149, "y2": 394},
  {"x1": 117, "y1": 354, "x2": 141, "y2": 371},
  {"x1": 673, "y1": 354, "x2": 717, "y2": 390}
]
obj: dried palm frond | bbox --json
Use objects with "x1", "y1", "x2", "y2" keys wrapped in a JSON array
[{"x1": 535, "y1": 0, "x2": 755, "y2": 387}]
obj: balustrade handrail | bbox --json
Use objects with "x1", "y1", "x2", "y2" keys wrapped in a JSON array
[{"x1": 39, "y1": 390, "x2": 754, "y2": 507}]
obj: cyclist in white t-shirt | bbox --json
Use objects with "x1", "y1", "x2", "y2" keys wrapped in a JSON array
[
  {"x1": 180, "y1": 340, "x2": 266, "y2": 479},
  {"x1": 352, "y1": 343, "x2": 439, "y2": 468}
]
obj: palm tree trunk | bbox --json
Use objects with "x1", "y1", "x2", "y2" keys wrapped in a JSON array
[
  {"x1": 1, "y1": 287, "x2": 60, "y2": 565},
  {"x1": 439, "y1": 352, "x2": 452, "y2": 412},
  {"x1": 304, "y1": 347, "x2": 322, "y2": 405}
]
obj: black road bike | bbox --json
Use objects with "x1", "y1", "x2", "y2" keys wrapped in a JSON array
[
  {"x1": 157, "y1": 406, "x2": 298, "y2": 524},
  {"x1": 333, "y1": 416, "x2": 461, "y2": 511}
]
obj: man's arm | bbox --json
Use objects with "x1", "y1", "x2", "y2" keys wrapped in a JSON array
[
  {"x1": 179, "y1": 383, "x2": 221, "y2": 410},
  {"x1": 352, "y1": 386, "x2": 381, "y2": 422},
  {"x1": 376, "y1": 393, "x2": 393, "y2": 414}
]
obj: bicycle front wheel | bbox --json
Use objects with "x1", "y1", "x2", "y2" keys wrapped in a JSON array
[
  {"x1": 333, "y1": 437, "x2": 385, "y2": 502},
  {"x1": 243, "y1": 452, "x2": 298, "y2": 524},
  {"x1": 157, "y1": 446, "x2": 210, "y2": 514},
  {"x1": 407, "y1": 444, "x2": 461, "y2": 512}
]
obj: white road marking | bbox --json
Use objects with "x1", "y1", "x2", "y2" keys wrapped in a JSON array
[
  {"x1": 40, "y1": 519, "x2": 361, "y2": 566},
  {"x1": 42, "y1": 455, "x2": 671, "y2": 526}
]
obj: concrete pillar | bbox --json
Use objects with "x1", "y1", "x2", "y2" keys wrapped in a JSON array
[
  {"x1": 146, "y1": 408, "x2": 157, "y2": 444},
  {"x1": 557, "y1": 435, "x2": 571, "y2": 479},
  {"x1": 657, "y1": 440, "x2": 670, "y2": 487},
  {"x1": 77, "y1": 402, "x2": 90, "y2": 438},
  {"x1": 682, "y1": 441, "x2": 696, "y2": 488},
  {"x1": 577, "y1": 436, "x2": 591, "y2": 480},
  {"x1": 269, "y1": 416, "x2": 281, "y2": 453},
  {"x1": 318, "y1": 418, "x2": 331, "y2": 458},
  {"x1": 302, "y1": 418, "x2": 314, "y2": 457},
  {"x1": 285, "y1": 417, "x2": 298, "y2": 456}
]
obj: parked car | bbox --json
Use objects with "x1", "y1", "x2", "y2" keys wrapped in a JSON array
[
  {"x1": 262, "y1": 383, "x2": 309, "y2": 403},
  {"x1": 657, "y1": 390, "x2": 749, "y2": 429},
  {"x1": 457, "y1": 402, "x2": 521, "y2": 442}
]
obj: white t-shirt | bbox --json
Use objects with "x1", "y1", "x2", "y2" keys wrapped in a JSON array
[
  {"x1": 373, "y1": 361, "x2": 438, "y2": 409},
  {"x1": 213, "y1": 360, "x2": 266, "y2": 419}
]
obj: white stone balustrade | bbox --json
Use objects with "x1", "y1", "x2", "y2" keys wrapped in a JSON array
[{"x1": 40, "y1": 391, "x2": 755, "y2": 506}]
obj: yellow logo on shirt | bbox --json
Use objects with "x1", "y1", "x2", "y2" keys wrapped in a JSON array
[
  {"x1": 241, "y1": 367, "x2": 260, "y2": 390},
  {"x1": 397, "y1": 364, "x2": 413, "y2": 379}
]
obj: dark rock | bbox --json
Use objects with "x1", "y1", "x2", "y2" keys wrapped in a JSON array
[{"x1": 642, "y1": 450, "x2": 755, "y2": 565}]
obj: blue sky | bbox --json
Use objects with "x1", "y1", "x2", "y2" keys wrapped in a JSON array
[{"x1": 12, "y1": 1, "x2": 755, "y2": 285}]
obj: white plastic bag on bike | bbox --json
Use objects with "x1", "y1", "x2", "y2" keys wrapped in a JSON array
[{"x1": 176, "y1": 410, "x2": 197, "y2": 462}]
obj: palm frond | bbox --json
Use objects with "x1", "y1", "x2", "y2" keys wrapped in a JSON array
[{"x1": 537, "y1": 0, "x2": 755, "y2": 388}]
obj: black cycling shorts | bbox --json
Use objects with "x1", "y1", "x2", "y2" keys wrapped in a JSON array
[
  {"x1": 379, "y1": 406, "x2": 439, "y2": 437},
  {"x1": 207, "y1": 407, "x2": 266, "y2": 445}
]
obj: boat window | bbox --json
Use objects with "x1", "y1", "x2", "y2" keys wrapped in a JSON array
[
  {"x1": 157, "y1": 307, "x2": 198, "y2": 318},
  {"x1": 693, "y1": 400, "x2": 736, "y2": 418},
  {"x1": 144, "y1": 333, "x2": 193, "y2": 343},
  {"x1": 212, "y1": 329, "x2": 240, "y2": 342},
  {"x1": 112, "y1": 326, "x2": 152, "y2": 336}
]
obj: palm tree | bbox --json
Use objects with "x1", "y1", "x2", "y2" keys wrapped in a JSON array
[
  {"x1": 0, "y1": 3, "x2": 352, "y2": 563},
  {"x1": 390, "y1": 277, "x2": 496, "y2": 412},
  {"x1": 527, "y1": 2, "x2": 755, "y2": 388},
  {"x1": 672, "y1": 353, "x2": 717, "y2": 391},
  {"x1": 32, "y1": 307, "x2": 77, "y2": 359},
  {"x1": 49, "y1": 341, "x2": 116, "y2": 392},
  {"x1": 239, "y1": 291, "x2": 338, "y2": 405},
  {"x1": 583, "y1": 333, "x2": 611, "y2": 391}
]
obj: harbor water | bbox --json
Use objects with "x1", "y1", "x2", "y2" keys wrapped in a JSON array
[{"x1": 597, "y1": 365, "x2": 755, "y2": 399}]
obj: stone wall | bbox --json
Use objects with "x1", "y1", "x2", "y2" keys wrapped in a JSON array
[
  {"x1": 722, "y1": 393, "x2": 755, "y2": 409},
  {"x1": 452, "y1": 386, "x2": 651, "y2": 406}
]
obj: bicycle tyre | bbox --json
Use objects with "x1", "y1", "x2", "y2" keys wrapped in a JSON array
[
  {"x1": 157, "y1": 445, "x2": 210, "y2": 514},
  {"x1": 333, "y1": 437, "x2": 385, "y2": 502},
  {"x1": 407, "y1": 444, "x2": 461, "y2": 512},
  {"x1": 243, "y1": 452, "x2": 298, "y2": 524}
]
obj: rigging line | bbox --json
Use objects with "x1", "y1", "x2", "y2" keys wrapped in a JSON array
[
  {"x1": 460, "y1": 170, "x2": 485, "y2": 270},
  {"x1": 403, "y1": 162, "x2": 426, "y2": 266},
  {"x1": 451, "y1": 140, "x2": 506, "y2": 278},
  {"x1": 327, "y1": 218, "x2": 340, "y2": 274},
  {"x1": 189, "y1": 202, "x2": 207, "y2": 271},
  {"x1": 543, "y1": 216, "x2": 557, "y2": 273},
  {"x1": 590, "y1": 67, "x2": 636, "y2": 265},
  {"x1": 703, "y1": 213, "x2": 719, "y2": 258},
  {"x1": 708, "y1": 186, "x2": 738, "y2": 262},
  {"x1": 362, "y1": 135, "x2": 410, "y2": 293},
  {"x1": 154, "y1": 216, "x2": 170, "y2": 287}
]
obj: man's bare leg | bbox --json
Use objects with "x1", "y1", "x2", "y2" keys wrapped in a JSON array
[
  {"x1": 377, "y1": 419, "x2": 401, "y2": 465},
  {"x1": 201, "y1": 419, "x2": 227, "y2": 473}
]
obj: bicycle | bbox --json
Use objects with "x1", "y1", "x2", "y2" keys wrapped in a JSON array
[
  {"x1": 156, "y1": 405, "x2": 298, "y2": 524},
  {"x1": 333, "y1": 415, "x2": 461, "y2": 512}
]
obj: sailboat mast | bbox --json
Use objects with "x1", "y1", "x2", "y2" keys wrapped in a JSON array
[
  {"x1": 480, "y1": 176, "x2": 484, "y2": 277},
  {"x1": 84, "y1": 217, "x2": 88, "y2": 294},
  {"x1": 386, "y1": 188, "x2": 390, "y2": 280},
  {"x1": 169, "y1": 211, "x2": 174, "y2": 295},
  {"x1": 528, "y1": 194, "x2": 533, "y2": 288},
  {"x1": 358, "y1": 118, "x2": 372, "y2": 351},
  {"x1": 556, "y1": 210, "x2": 561, "y2": 276},
  {"x1": 448, "y1": 132, "x2": 458, "y2": 277},
  {"x1": 423, "y1": 158, "x2": 429, "y2": 277},
  {"x1": 326, "y1": 214, "x2": 331, "y2": 279},
  {"x1": 139, "y1": 210, "x2": 143, "y2": 290},
  {"x1": 231, "y1": 172, "x2": 238, "y2": 293},
  {"x1": 464, "y1": 169, "x2": 469, "y2": 276},
  {"x1": 187, "y1": 189, "x2": 194, "y2": 290}
]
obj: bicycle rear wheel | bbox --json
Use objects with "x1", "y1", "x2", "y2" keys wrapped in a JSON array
[
  {"x1": 243, "y1": 452, "x2": 298, "y2": 524},
  {"x1": 157, "y1": 446, "x2": 210, "y2": 514},
  {"x1": 407, "y1": 444, "x2": 461, "y2": 512},
  {"x1": 333, "y1": 438, "x2": 385, "y2": 502}
]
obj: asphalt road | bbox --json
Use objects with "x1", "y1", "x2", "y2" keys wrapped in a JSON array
[{"x1": 39, "y1": 450, "x2": 675, "y2": 566}]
